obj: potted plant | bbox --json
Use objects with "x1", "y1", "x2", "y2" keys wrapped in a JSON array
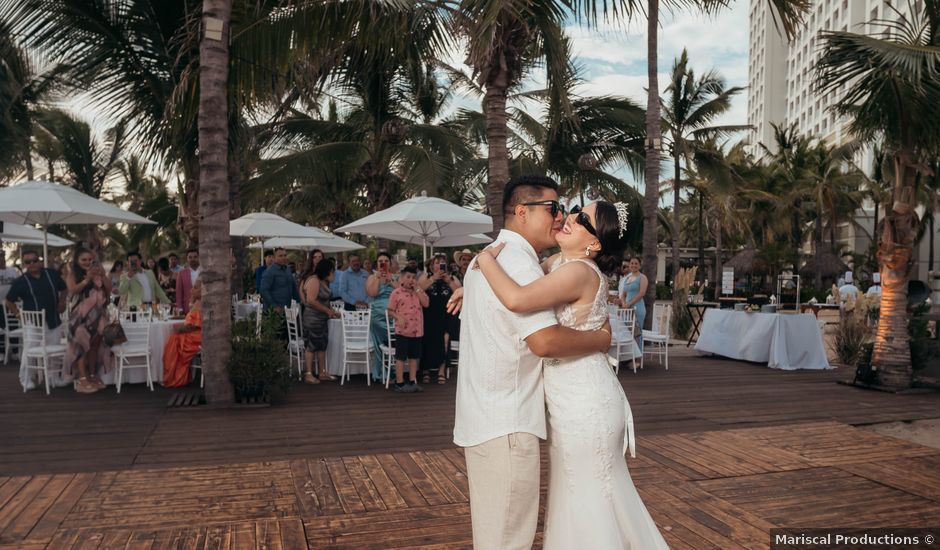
[{"x1": 229, "y1": 310, "x2": 293, "y2": 404}]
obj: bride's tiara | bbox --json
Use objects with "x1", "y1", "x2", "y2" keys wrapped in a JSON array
[{"x1": 614, "y1": 202, "x2": 629, "y2": 239}]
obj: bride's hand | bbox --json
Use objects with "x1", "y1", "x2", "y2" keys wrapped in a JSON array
[
  {"x1": 446, "y1": 287, "x2": 464, "y2": 315},
  {"x1": 599, "y1": 319, "x2": 612, "y2": 351},
  {"x1": 473, "y1": 242, "x2": 505, "y2": 270}
]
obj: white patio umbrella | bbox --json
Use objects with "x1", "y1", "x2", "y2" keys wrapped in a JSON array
[
  {"x1": 0, "y1": 180, "x2": 155, "y2": 260},
  {"x1": 247, "y1": 234, "x2": 364, "y2": 253},
  {"x1": 336, "y1": 192, "x2": 493, "y2": 262},
  {"x1": 0, "y1": 222, "x2": 73, "y2": 247},
  {"x1": 230, "y1": 211, "x2": 332, "y2": 239},
  {"x1": 396, "y1": 233, "x2": 492, "y2": 258}
]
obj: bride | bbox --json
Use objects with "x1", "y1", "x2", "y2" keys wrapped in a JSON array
[{"x1": 472, "y1": 201, "x2": 668, "y2": 549}]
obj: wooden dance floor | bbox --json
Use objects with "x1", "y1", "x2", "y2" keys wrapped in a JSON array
[{"x1": 2, "y1": 350, "x2": 939, "y2": 548}]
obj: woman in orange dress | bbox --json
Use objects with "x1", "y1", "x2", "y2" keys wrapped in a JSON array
[{"x1": 163, "y1": 278, "x2": 202, "y2": 387}]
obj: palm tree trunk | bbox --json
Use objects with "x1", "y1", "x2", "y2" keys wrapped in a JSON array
[
  {"x1": 672, "y1": 153, "x2": 681, "y2": 281},
  {"x1": 484, "y1": 70, "x2": 510, "y2": 233},
  {"x1": 929, "y1": 214, "x2": 935, "y2": 272},
  {"x1": 872, "y1": 154, "x2": 916, "y2": 389},
  {"x1": 697, "y1": 191, "x2": 705, "y2": 279},
  {"x1": 715, "y1": 215, "x2": 723, "y2": 300},
  {"x1": 198, "y1": 0, "x2": 235, "y2": 404},
  {"x1": 641, "y1": 0, "x2": 661, "y2": 330},
  {"x1": 24, "y1": 153, "x2": 34, "y2": 181},
  {"x1": 814, "y1": 220, "x2": 823, "y2": 290}
]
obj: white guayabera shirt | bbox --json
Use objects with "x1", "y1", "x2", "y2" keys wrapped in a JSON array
[{"x1": 453, "y1": 229, "x2": 558, "y2": 448}]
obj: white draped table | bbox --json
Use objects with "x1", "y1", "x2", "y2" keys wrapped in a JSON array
[
  {"x1": 98, "y1": 320, "x2": 184, "y2": 385},
  {"x1": 694, "y1": 309, "x2": 830, "y2": 370}
]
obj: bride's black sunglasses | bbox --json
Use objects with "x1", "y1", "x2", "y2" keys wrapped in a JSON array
[{"x1": 570, "y1": 204, "x2": 597, "y2": 236}]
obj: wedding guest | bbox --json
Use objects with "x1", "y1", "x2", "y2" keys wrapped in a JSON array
[
  {"x1": 366, "y1": 252, "x2": 398, "y2": 382},
  {"x1": 340, "y1": 253, "x2": 370, "y2": 311},
  {"x1": 5, "y1": 250, "x2": 67, "y2": 341},
  {"x1": 65, "y1": 247, "x2": 111, "y2": 393},
  {"x1": 254, "y1": 250, "x2": 274, "y2": 293},
  {"x1": 118, "y1": 251, "x2": 169, "y2": 309},
  {"x1": 168, "y1": 253, "x2": 183, "y2": 273},
  {"x1": 157, "y1": 257, "x2": 176, "y2": 304},
  {"x1": 109, "y1": 260, "x2": 124, "y2": 300},
  {"x1": 163, "y1": 278, "x2": 203, "y2": 387},
  {"x1": 387, "y1": 267, "x2": 428, "y2": 392},
  {"x1": 145, "y1": 258, "x2": 157, "y2": 271},
  {"x1": 175, "y1": 248, "x2": 201, "y2": 314},
  {"x1": 453, "y1": 249, "x2": 473, "y2": 280},
  {"x1": 620, "y1": 256, "x2": 648, "y2": 351},
  {"x1": 418, "y1": 255, "x2": 461, "y2": 385},
  {"x1": 300, "y1": 258, "x2": 340, "y2": 384},
  {"x1": 362, "y1": 258, "x2": 373, "y2": 274},
  {"x1": 260, "y1": 248, "x2": 299, "y2": 310},
  {"x1": 330, "y1": 259, "x2": 345, "y2": 300}
]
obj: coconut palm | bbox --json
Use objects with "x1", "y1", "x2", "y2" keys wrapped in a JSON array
[
  {"x1": 816, "y1": 0, "x2": 940, "y2": 387},
  {"x1": 662, "y1": 48, "x2": 746, "y2": 278}
]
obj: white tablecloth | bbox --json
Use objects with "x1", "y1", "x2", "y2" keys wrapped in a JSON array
[
  {"x1": 694, "y1": 309, "x2": 830, "y2": 370},
  {"x1": 324, "y1": 318, "x2": 372, "y2": 377},
  {"x1": 98, "y1": 320, "x2": 184, "y2": 385}
]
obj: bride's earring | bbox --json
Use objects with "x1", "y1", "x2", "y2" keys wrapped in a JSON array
[{"x1": 585, "y1": 246, "x2": 591, "y2": 257}]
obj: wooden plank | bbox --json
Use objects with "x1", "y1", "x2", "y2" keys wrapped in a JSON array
[
  {"x1": 341, "y1": 457, "x2": 387, "y2": 513},
  {"x1": 409, "y1": 452, "x2": 467, "y2": 504},
  {"x1": 390, "y1": 453, "x2": 449, "y2": 506},
  {"x1": 0, "y1": 475, "x2": 51, "y2": 534},
  {"x1": 324, "y1": 457, "x2": 366, "y2": 514},
  {"x1": 357, "y1": 455, "x2": 408, "y2": 511},
  {"x1": 306, "y1": 458, "x2": 344, "y2": 516},
  {"x1": 0, "y1": 473, "x2": 72, "y2": 543},
  {"x1": 374, "y1": 454, "x2": 427, "y2": 508},
  {"x1": 278, "y1": 518, "x2": 308, "y2": 550},
  {"x1": 26, "y1": 472, "x2": 95, "y2": 542}
]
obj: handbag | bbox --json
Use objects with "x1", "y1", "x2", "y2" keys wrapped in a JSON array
[{"x1": 103, "y1": 321, "x2": 127, "y2": 347}]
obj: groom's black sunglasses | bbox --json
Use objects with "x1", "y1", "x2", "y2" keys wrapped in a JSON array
[
  {"x1": 520, "y1": 200, "x2": 565, "y2": 218},
  {"x1": 570, "y1": 204, "x2": 597, "y2": 236}
]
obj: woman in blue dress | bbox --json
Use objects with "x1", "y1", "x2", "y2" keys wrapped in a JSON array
[
  {"x1": 366, "y1": 252, "x2": 398, "y2": 382},
  {"x1": 618, "y1": 256, "x2": 648, "y2": 352}
]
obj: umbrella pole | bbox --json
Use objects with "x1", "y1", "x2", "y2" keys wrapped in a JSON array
[{"x1": 43, "y1": 226, "x2": 49, "y2": 266}]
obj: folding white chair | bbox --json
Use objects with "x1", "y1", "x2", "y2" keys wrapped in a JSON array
[
  {"x1": 121, "y1": 308, "x2": 152, "y2": 323},
  {"x1": 19, "y1": 310, "x2": 66, "y2": 394},
  {"x1": 285, "y1": 303, "x2": 304, "y2": 380},
  {"x1": 340, "y1": 310, "x2": 372, "y2": 386},
  {"x1": 231, "y1": 294, "x2": 239, "y2": 318},
  {"x1": 2, "y1": 301, "x2": 23, "y2": 364},
  {"x1": 642, "y1": 304, "x2": 672, "y2": 370},
  {"x1": 114, "y1": 312, "x2": 153, "y2": 393},
  {"x1": 611, "y1": 307, "x2": 643, "y2": 374},
  {"x1": 190, "y1": 353, "x2": 204, "y2": 388},
  {"x1": 379, "y1": 311, "x2": 397, "y2": 388}
]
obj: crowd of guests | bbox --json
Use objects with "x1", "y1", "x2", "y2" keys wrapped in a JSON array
[
  {"x1": 2, "y1": 246, "x2": 206, "y2": 393},
  {"x1": 250, "y1": 246, "x2": 473, "y2": 392}
]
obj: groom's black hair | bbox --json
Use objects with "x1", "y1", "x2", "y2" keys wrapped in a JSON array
[{"x1": 502, "y1": 175, "x2": 559, "y2": 216}]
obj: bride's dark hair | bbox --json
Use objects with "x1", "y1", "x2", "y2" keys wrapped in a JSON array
[{"x1": 591, "y1": 201, "x2": 627, "y2": 275}]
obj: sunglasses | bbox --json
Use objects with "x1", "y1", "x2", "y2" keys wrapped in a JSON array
[
  {"x1": 569, "y1": 204, "x2": 597, "y2": 236},
  {"x1": 23, "y1": 259, "x2": 42, "y2": 265},
  {"x1": 520, "y1": 200, "x2": 565, "y2": 218}
]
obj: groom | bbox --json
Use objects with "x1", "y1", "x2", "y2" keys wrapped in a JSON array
[{"x1": 454, "y1": 175, "x2": 612, "y2": 550}]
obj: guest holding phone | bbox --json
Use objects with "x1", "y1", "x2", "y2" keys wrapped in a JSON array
[
  {"x1": 417, "y1": 254, "x2": 461, "y2": 385},
  {"x1": 65, "y1": 247, "x2": 111, "y2": 393},
  {"x1": 366, "y1": 252, "x2": 399, "y2": 382},
  {"x1": 118, "y1": 251, "x2": 169, "y2": 310}
]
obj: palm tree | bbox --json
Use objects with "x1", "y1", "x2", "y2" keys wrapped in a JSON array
[
  {"x1": 662, "y1": 48, "x2": 746, "y2": 278},
  {"x1": 816, "y1": 0, "x2": 940, "y2": 388},
  {"x1": 198, "y1": 0, "x2": 235, "y2": 404}
]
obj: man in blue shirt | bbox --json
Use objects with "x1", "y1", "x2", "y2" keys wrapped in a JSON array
[
  {"x1": 254, "y1": 250, "x2": 274, "y2": 293},
  {"x1": 260, "y1": 248, "x2": 299, "y2": 310},
  {"x1": 339, "y1": 253, "x2": 370, "y2": 311},
  {"x1": 5, "y1": 250, "x2": 67, "y2": 334},
  {"x1": 329, "y1": 261, "x2": 344, "y2": 300}
]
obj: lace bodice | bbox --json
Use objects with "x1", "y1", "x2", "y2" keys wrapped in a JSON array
[{"x1": 550, "y1": 258, "x2": 610, "y2": 331}]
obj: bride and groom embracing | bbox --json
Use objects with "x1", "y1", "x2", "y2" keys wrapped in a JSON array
[{"x1": 450, "y1": 176, "x2": 668, "y2": 550}]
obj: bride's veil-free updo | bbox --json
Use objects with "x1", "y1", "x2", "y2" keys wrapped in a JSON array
[{"x1": 592, "y1": 201, "x2": 628, "y2": 275}]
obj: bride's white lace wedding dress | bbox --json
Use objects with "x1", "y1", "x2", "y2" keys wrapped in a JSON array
[{"x1": 542, "y1": 258, "x2": 669, "y2": 550}]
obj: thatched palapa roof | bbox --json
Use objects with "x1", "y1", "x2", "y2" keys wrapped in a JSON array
[{"x1": 799, "y1": 251, "x2": 849, "y2": 278}]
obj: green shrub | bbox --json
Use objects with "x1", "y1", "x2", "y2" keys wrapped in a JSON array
[
  {"x1": 910, "y1": 304, "x2": 935, "y2": 371},
  {"x1": 656, "y1": 283, "x2": 673, "y2": 301},
  {"x1": 229, "y1": 312, "x2": 293, "y2": 403},
  {"x1": 831, "y1": 311, "x2": 870, "y2": 366}
]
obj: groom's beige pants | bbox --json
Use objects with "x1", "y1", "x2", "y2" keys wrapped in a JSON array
[{"x1": 464, "y1": 433, "x2": 541, "y2": 550}]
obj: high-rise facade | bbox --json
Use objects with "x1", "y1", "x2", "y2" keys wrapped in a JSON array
[{"x1": 747, "y1": 0, "x2": 921, "y2": 154}]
